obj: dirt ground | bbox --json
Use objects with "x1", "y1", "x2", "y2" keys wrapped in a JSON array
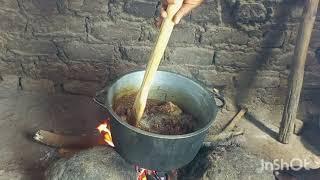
[
  {"x1": 237, "y1": 104, "x2": 320, "y2": 169},
  {"x1": 0, "y1": 76, "x2": 105, "y2": 179}
]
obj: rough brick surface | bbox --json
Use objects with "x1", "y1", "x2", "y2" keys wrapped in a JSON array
[
  {"x1": 158, "y1": 65, "x2": 193, "y2": 78},
  {"x1": 169, "y1": 24, "x2": 197, "y2": 44},
  {"x1": 22, "y1": 0, "x2": 60, "y2": 15},
  {"x1": 196, "y1": 70, "x2": 234, "y2": 87},
  {"x1": 261, "y1": 30, "x2": 286, "y2": 48},
  {"x1": 232, "y1": 70, "x2": 281, "y2": 90},
  {"x1": 0, "y1": 0, "x2": 320, "y2": 125},
  {"x1": 29, "y1": 15, "x2": 85, "y2": 37},
  {"x1": 61, "y1": 41, "x2": 115, "y2": 61},
  {"x1": 139, "y1": 24, "x2": 158, "y2": 42},
  {"x1": 201, "y1": 27, "x2": 250, "y2": 46},
  {"x1": 7, "y1": 39, "x2": 57, "y2": 56},
  {"x1": 0, "y1": 60, "x2": 18, "y2": 74},
  {"x1": 0, "y1": 10, "x2": 27, "y2": 33},
  {"x1": 63, "y1": 80, "x2": 101, "y2": 96},
  {"x1": 256, "y1": 87, "x2": 286, "y2": 105},
  {"x1": 252, "y1": 71, "x2": 281, "y2": 88},
  {"x1": 119, "y1": 46, "x2": 151, "y2": 64},
  {"x1": 306, "y1": 51, "x2": 320, "y2": 72},
  {"x1": 168, "y1": 47, "x2": 214, "y2": 65},
  {"x1": 36, "y1": 61, "x2": 69, "y2": 80},
  {"x1": 67, "y1": 62, "x2": 106, "y2": 81},
  {"x1": 68, "y1": 0, "x2": 109, "y2": 14},
  {"x1": 304, "y1": 72, "x2": 320, "y2": 88},
  {"x1": 289, "y1": 4, "x2": 304, "y2": 19},
  {"x1": 252, "y1": 76, "x2": 280, "y2": 88},
  {"x1": 124, "y1": 0, "x2": 158, "y2": 18},
  {"x1": 0, "y1": 0, "x2": 19, "y2": 10},
  {"x1": 234, "y1": 2, "x2": 268, "y2": 24},
  {"x1": 191, "y1": 0, "x2": 221, "y2": 24},
  {"x1": 310, "y1": 29, "x2": 320, "y2": 49},
  {"x1": 20, "y1": 78, "x2": 55, "y2": 93},
  {"x1": 215, "y1": 51, "x2": 260, "y2": 68},
  {"x1": 90, "y1": 20, "x2": 141, "y2": 42}
]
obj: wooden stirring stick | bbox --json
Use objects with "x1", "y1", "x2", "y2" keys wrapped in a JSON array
[{"x1": 133, "y1": 0, "x2": 183, "y2": 124}]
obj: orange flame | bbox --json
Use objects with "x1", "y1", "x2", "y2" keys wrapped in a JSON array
[
  {"x1": 97, "y1": 120, "x2": 114, "y2": 147},
  {"x1": 137, "y1": 168, "x2": 147, "y2": 180}
]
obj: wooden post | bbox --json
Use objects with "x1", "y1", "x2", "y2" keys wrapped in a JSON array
[{"x1": 278, "y1": 0, "x2": 319, "y2": 144}]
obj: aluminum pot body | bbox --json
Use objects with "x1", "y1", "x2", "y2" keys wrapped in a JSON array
[{"x1": 94, "y1": 70, "x2": 219, "y2": 171}]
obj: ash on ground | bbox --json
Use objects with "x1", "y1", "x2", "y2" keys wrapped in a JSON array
[
  {"x1": 178, "y1": 136, "x2": 275, "y2": 180},
  {"x1": 45, "y1": 146, "x2": 136, "y2": 180},
  {"x1": 45, "y1": 136, "x2": 275, "y2": 180}
]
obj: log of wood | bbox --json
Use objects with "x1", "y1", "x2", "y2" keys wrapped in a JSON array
[
  {"x1": 278, "y1": 0, "x2": 319, "y2": 144},
  {"x1": 223, "y1": 108, "x2": 247, "y2": 132},
  {"x1": 203, "y1": 130, "x2": 244, "y2": 148},
  {"x1": 205, "y1": 129, "x2": 244, "y2": 142},
  {"x1": 204, "y1": 108, "x2": 247, "y2": 145},
  {"x1": 33, "y1": 130, "x2": 105, "y2": 148}
]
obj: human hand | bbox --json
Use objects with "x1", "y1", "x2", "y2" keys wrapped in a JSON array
[{"x1": 155, "y1": 0, "x2": 204, "y2": 27}]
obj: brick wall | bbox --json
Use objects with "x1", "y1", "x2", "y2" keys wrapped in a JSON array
[{"x1": 0, "y1": 0, "x2": 320, "y2": 123}]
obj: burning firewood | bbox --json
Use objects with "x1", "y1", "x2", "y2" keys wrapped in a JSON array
[
  {"x1": 33, "y1": 130, "x2": 110, "y2": 158},
  {"x1": 33, "y1": 120, "x2": 115, "y2": 157}
]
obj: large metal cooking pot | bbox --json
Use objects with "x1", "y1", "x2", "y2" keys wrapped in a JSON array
[{"x1": 94, "y1": 70, "x2": 224, "y2": 171}]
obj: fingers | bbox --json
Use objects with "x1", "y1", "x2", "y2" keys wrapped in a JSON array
[
  {"x1": 173, "y1": 3, "x2": 196, "y2": 24},
  {"x1": 161, "y1": 0, "x2": 175, "y2": 10},
  {"x1": 166, "y1": 0, "x2": 176, "y2": 4},
  {"x1": 157, "y1": 0, "x2": 203, "y2": 26},
  {"x1": 160, "y1": 6, "x2": 167, "y2": 18},
  {"x1": 154, "y1": 17, "x2": 163, "y2": 28},
  {"x1": 160, "y1": 0, "x2": 176, "y2": 17},
  {"x1": 156, "y1": 0, "x2": 173, "y2": 28}
]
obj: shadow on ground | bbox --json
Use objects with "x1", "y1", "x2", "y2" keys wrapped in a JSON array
[{"x1": 245, "y1": 111, "x2": 278, "y2": 139}]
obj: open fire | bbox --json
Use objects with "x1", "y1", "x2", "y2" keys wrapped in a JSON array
[
  {"x1": 96, "y1": 119, "x2": 177, "y2": 180},
  {"x1": 96, "y1": 119, "x2": 114, "y2": 147}
]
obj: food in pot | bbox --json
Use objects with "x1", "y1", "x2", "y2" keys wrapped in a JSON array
[{"x1": 113, "y1": 93, "x2": 197, "y2": 135}]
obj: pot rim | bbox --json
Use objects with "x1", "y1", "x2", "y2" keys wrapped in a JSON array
[{"x1": 96, "y1": 70, "x2": 218, "y2": 140}]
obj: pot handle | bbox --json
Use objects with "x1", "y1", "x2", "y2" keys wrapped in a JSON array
[
  {"x1": 210, "y1": 88, "x2": 225, "y2": 108},
  {"x1": 93, "y1": 87, "x2": 110, "y2": 110}
]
